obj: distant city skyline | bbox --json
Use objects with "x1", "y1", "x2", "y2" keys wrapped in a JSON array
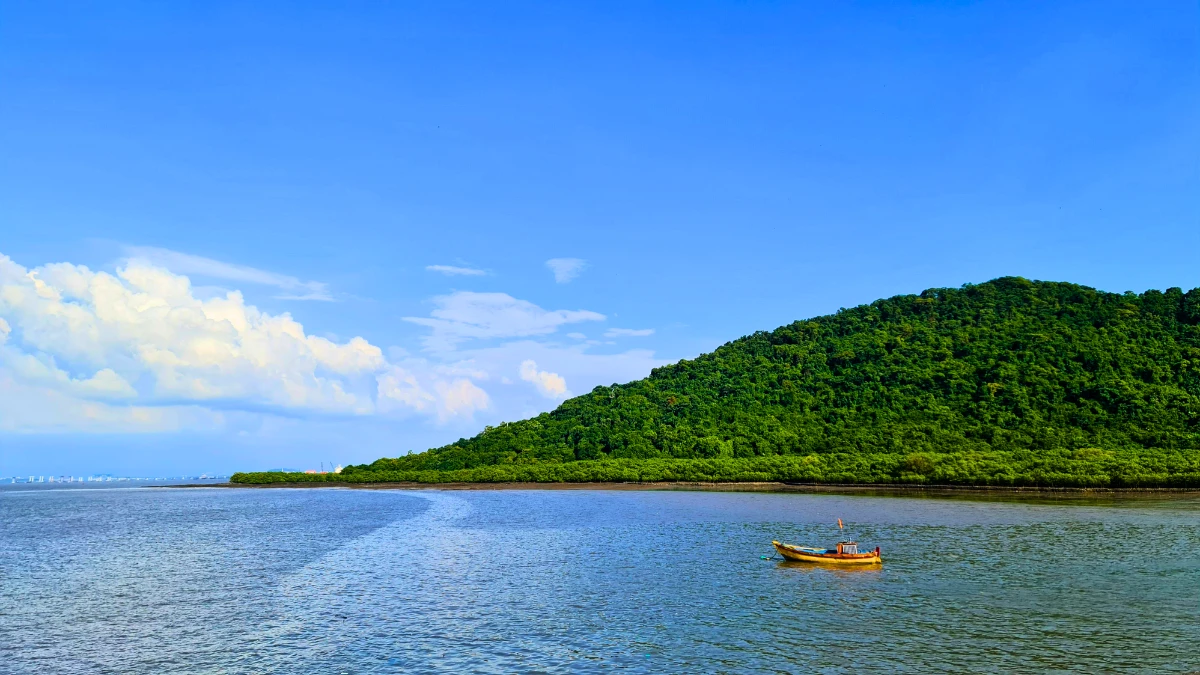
[{"x1": 4, "y1": 474, "x2": 228, "y2": 482}]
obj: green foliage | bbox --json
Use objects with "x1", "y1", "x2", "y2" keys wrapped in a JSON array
[
  {"x1": 230, "y1": 448, "x2": 1200, "y2": 487},
  {"x1": 236, "y1": 278, "x2": 1200, "y2": 487}
]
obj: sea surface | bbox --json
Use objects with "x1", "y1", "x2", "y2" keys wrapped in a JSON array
[{"x1": 1, "y1": 485, "x2": 1198, "y2": 674}]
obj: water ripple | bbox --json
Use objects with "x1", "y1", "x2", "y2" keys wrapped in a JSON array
[{"x1": 1, "y1": 488, "x2": 1198, "y2": 673}]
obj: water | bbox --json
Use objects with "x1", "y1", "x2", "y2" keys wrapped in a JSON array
[{"x1": 2, "y1": 486, "x2": 1198, "y2": 673}]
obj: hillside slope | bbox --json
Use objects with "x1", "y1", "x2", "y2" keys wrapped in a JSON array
[{"x1": 362, "y1": 277, "x2": 1200, "y2": 475}]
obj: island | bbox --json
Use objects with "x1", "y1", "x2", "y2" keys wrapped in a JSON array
[{"x1": 232, "y1": 277, "x2": 1200, "y2": 488}]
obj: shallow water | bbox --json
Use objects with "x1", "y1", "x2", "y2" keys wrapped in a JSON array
[{"x1": 1, "y1": 486, "x2": 1198, "y2": 673}]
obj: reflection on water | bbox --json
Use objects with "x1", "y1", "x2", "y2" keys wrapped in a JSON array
[
  {"x1": 1, "y1": 487, "x2": 1198, "y2": 673},
  {"x1": 775, "y1": 560, "x2": 884, "y2": 576}
]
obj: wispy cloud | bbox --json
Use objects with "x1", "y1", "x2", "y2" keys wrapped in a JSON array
[
  {"x1": 124, "y1": 246, "x2": 333, "y2": 301},
  {"x1": 605, "y1": 328, "x2": 655, "y2": 338},
  {"x1": 546, "y1": 258, "x2": 586, "y2": 283},
  {"x1": 426, "y1": 264, "x2": 486, "y2": 276},
  {"x1": 404, "y1": 291, "x2": 605, "y2": 351}
]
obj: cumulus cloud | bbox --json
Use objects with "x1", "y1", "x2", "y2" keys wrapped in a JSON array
[
  {"x1": 376, "y1": 364, "x2": 490, "y2": 421},
  {"x1": 403, "y1": 292, "x2": 604, "y2": 351},
  {"x1": 0, "y1": 253, "x2": 487, "y2": 431},
  {"x1": 125, "y1": 246, "x2": 332, "y2": 301},
  {"x1": 519, "y1": 360, "x2": 569, "y2": 399},
  {"x1": 605, "y1": 328, "x2": 655, "y2": 338},
  {"x1": 0, "y1": 250, "x2": 665, "y2": 438},
  {"x1": 0, "y1": 370, "x2": 224, "y2": 433},
  {"x1": 546, "y1": 258, "x2": 586, "y2": 283},
  {"x1": 426, "y1": 265, "x2": 486, "y2": 276},
  {"x1": 1, "y1": 256, "x2": 378, "y2": 413},
  {"x1": 435, "y1": 378, "x2": 492, "y2": 418}
]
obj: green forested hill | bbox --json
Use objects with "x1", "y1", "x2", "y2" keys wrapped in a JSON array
[{"x1": 234, "y1": 278, "x2": 1200, "y2": 486}]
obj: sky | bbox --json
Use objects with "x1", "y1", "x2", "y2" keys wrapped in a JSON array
[{"x1": 1, "y1": 1, "x2": 1197, "y2": 476}]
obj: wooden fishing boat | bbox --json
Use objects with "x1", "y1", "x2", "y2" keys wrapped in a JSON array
[{"x1": 772, "y1": 540, "x2": 882, "y2": 565}]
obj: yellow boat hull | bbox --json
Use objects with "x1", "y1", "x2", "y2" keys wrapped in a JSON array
[{"x1": 772, "y1": 541, "x2": 882, "y2": 565}]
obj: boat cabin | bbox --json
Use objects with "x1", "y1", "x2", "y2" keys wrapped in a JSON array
[{"x1": 836, "y1": 542, "x2": 858, "y2": 555}]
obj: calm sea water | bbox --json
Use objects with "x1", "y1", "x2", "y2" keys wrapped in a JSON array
[{"x1": 1, "y1": 485, "x2": 1198, "y2": 674}]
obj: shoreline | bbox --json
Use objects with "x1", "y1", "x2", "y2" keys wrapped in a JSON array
[{"x1": 163, "y1": 480, "x2": 1200, "y2": 498}]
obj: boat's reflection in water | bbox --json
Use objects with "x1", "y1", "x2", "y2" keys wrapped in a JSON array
[{"x1": 775, "y1": 560, "x2": 883, "y2": 577}]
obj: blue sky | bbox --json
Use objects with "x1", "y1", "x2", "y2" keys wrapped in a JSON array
[{"x1": 1, "y1": 1, "x2": 1197, "y2": 476}]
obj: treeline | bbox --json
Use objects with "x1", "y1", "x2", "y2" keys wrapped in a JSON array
[{"x1": 231, "y1": 447, "x2": 1200, "y2": 487}]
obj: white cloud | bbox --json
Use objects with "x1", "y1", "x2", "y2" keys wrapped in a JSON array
[
  {"x1": 0, "y1": 251, "x2": 668, "y2": 439},
  {"x1": 454, "y1": 340, "x2": 667, "y2": 413},
  {"x1": 0, "y1": 253, "x2": 485, "y2": 431},
  {"x1": 376, "y1": 357, "x2": 491, "y2": 422},
  {"x1": 519, "y1": 360, "x2": 569, "y2": 399},
  {"x1": 435, "y1": 378, "x2": 491, "y2": 418},
  {"x1": 425, "y1": 265, "x2": 486, "y2": 277},
  {"x1": 0, "y1": 256, "x2": 379, "y2": 413},
  {"x1": 376, "y1": 366, "x2": 436, "y2": 413},
  {"x1": 605, "y1": 328, "x2": 655, "y2": 338},
  {"x1": 566, "y1": 332, "x2": 586, "y2": 339},
  {"x1": 2, "y1": 347, "x2": 137, "y2": 401},
  {"x1": 124, "y1": 246, "x2": 333, "y2": 301},
  {"x1": 546, "y1": 258, "x2": 586, "y2": 283},
  {"x1": 403, "y1": 291, "x2": 604, "y2": 351},
  {"x1": 0, "y1": 370, "x2": 224, "y2": 433}
]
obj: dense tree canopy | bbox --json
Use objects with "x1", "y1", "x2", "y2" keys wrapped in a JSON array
[{"x1": 235, "y1": 278, "x2": 1200, "y2": 486}]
